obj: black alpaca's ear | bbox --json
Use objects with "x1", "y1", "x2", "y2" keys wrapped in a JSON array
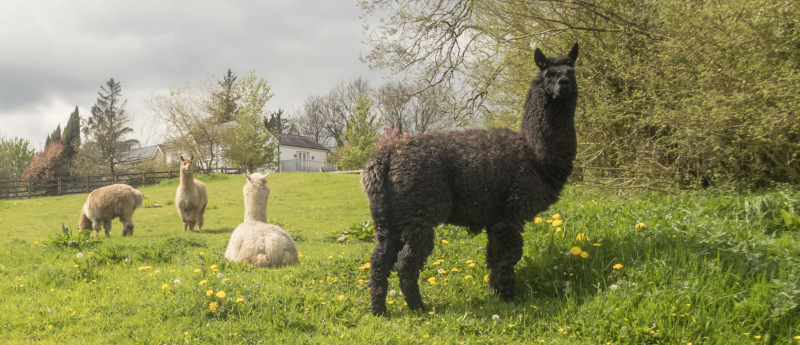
[
  {"x1": 534, "y1": 47, "x2": 548, "y2": 69},
  {"x1": 567, "y1": 43, "x2": 579, "y2": 66}
]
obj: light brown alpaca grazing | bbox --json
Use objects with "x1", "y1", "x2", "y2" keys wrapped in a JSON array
[
  {"x1": 224, "y1": 173, "x2": 299, "y2": 268},
  {"x1": 78, "y1": 184, "x2": 144, "y2": 237},
  {"x1": 175, "y1": 156, "x2": 208, "y2": 232}
]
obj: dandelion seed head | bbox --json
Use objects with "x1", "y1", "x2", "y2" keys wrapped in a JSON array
[
  {"x1": 76, "y1": 253, "x2": 83, "y2": 259},
  {"x1": 492, "y1": 314, "x2": 500, "y2": 321},
  {"x1": 173, "y1": 279, "x2": 180, "y2": 285},
  {"x1": 610, "y1": 284, "x2": 619, "y2": 291}
]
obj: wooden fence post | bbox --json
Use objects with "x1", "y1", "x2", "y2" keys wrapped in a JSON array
[
  {"x1": 27, "y1": 181, "x2": 31, "y2": 199},
  {"x1": 142, "y1": 173, "x2": 146, "y2": 186},
  {"x1": 58, "y1": 177, "x2": 62, "y2": 196},
  {"x1": 86, "y1": 176, "x2": 90, "y2": 193}
]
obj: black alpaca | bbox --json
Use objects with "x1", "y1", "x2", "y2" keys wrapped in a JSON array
[{"x1": 362, "y1": 44, "x2": 579, "y2": 316}]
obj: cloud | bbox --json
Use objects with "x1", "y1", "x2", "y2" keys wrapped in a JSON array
[{"x1": 0, "y1": 0, "x2": 384, "y2": 147}]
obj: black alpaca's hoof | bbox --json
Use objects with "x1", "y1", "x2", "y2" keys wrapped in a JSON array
[{"x1": 371, "y1": 305, "x2": 387, "y2": 316}]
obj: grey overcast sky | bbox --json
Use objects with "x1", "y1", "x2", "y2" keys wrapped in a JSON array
[{"x1": 0, "y1": 0, "x2": 385, "y2": 148}]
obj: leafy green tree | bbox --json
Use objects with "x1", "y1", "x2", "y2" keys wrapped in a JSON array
[
  {"x1": 362, "y1": 0, "x2": 800, "y2": 187},
  {"x1": 84, "y1": 78, "x2": 139, "y2": 178},
  {"x1": 333, "y1": 95, "x2": 379, "y2": 170},
  {"x1": 223, "y1": 71, "x2": 279, "y2": 172},
  {"x1": 0, "y1": 137, "x2": 35, "y2": 181}
]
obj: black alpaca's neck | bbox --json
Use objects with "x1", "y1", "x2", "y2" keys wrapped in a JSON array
[{"x1": 520, "y1": 84, "x2": 577, "y2": 188}]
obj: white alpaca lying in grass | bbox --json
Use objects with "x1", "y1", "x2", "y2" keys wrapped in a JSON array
[
  {"x1": 224, "y1": 173, "x2": 299, "y2": 267},
  {"x1": 78, "y1": 184, "x2": 144, "y2": 237}
]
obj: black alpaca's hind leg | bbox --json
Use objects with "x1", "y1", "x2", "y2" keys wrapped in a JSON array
[
  {"x1": 368, "y1": 227, "x2": 401, "y2": 316},
  {"x1": 396, "y1": 226, "x2": 435, "y2": 311},
  {"x1": 486, "y1": 222, "x2": 524, "y2": 301}
]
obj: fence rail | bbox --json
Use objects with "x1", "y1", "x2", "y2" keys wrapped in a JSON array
[{"x1": 0, "y1": 168, "x2": 245, "y2": 200}]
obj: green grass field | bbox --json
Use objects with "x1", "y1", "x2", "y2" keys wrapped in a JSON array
[{"x1": 1, "y1": 172, "x2": 799, "y2": 344}]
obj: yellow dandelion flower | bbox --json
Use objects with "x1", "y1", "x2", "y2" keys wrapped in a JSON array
[
  {"x1": 546, "y1": 219, "x2": 553, "y2": 224},
  {"x1": 450, "y1": 268, "x2": 459, "y2": 272},
  {"x1": 194, "y1": 268, "x2": 202, "y2": 273},
  {"x1": 613, "y1": 263, "x2": 623, "y2": 270},
  {"x1": 423, "y1": 334, "x2": 430, "y2": 338},
  {"x1": 236, "y1": 298, "x2": 245, "y2": 303},
  {"x1": 551, "y1": 219, "x2": 563, "y2": 227},
  {"x1": 580, "y1": 251, "x2": 589, "y2": 258},
  {"x1": 569, "y1": 247, "x2": 582, "y2": 255},
  {"x1": 161, "y1": 284, "x2": 170, "y2": 290},
  {"x1": 338, "y1": 295, "x2": 345, "y2": 301},
  {"x1": 465, "y1": 259, "x2": 473, "y2": 264},
  {"x1": 465, "y1": 275, "x2": 474, "y2": 279},
  {"x1": 206, "y1": 289, "x2": 214, "y2": 297},
  {"x1": 552, "y1": 213, "x2": 561, "y2": 220},
  {"x1": 216, "y1": 290, "x2": 226, "y2": 299},
  {"x1": 484, "y1": 274, "x2": 490, "y2": 283},
  {"x1": 198, "y1": 279, "x2": 208, "y2": 286},
  {"x1": 210, "y1": 264, "x2": 218, "y2": 271},
  {"x1": 593, "y1": 243, "x2": 602, "y2": 247},
  {"x1": 534, "y1": 217, "x2": 542, "y2": 224},
  {"x1": 441, "y1": 239, "x2": 449, "y2": 244},
  {"x1": 575, "y1": 233, "x2": 585, "y2": 241},
  {"x1": 469, "y1": 262, "x2": 476, "y2": 267},
  {"x1": 208, "y1": 302, "x2": 218, "y2": 311},
  {"x1": 635, "y1": 222, "x2": 646, "y2": 229},
  {"x1": 428, "y1": 277, "x2": 437, "y2": 286},
  {"x1": 555, "y1": 227, "x2": 563, "y2": 232},
  {"x1": 327, "y1": 255, "x2": 333, "y2": 259},
  {"x1": 753, "y1": 336, "x2": 762, "y2": 340}
]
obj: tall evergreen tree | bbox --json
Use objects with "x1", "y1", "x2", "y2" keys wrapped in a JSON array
[
  {"x1": 55, "y1": 106, "x2": 83, "y2": 177},
  {"x1": 208, "y1": 69, "x2": 240, "y2": 123},
  {"x1": 61, "y1": 106, "x2": 81, "y2": 164},
  {"x1": 45, "y1": 124, "x2": 61, "y2": 147},
  {"x1": 264, "y1": 108, "x2": 288, "y2": 134},
  {"x1": 85, "y1": 78, "x2": 139, "y2": 178}
]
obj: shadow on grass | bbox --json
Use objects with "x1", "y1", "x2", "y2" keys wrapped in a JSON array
[{"x1": 198, "y1": 227, "x2": 235, "y2": 235}]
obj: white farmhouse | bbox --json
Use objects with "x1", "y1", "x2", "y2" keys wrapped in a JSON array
[{"x1": 275, "y1": 134, "x2": 336, "y2": 172}]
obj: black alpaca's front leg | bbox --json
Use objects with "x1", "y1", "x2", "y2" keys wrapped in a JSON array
[
  {"x1": 486, "y1": 222, "x2": 524, "y2": 301},
  {"x1": 396, "y1": 226, "x2": 435, "y2": 311},
  {"x1": 368, "y1": 228, "x2": 400, "y2": 316}
]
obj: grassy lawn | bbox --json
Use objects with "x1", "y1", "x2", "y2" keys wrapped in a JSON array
[{"x1": 1, "y1": 172, "x2": 799, "y2": 344}]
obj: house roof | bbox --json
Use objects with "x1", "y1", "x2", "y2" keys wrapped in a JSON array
[
  {"x1": 117, "y1": 145, "x2": 163, "y2": 163},
  {"x1": 276, "y1": 134, "x2": 329, "y2": 151}
]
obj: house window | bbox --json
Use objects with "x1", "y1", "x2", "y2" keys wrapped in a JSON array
[{"x1": 297, "y1": 151, "x2": 310, "y2": 161}]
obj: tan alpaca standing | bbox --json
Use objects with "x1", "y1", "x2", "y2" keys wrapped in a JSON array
[
  {"x1": 224, "y1": 173, "x2": 299, "y2": 267},
  {"x1": 175, "y1": 156, "x2": 208, "y2": 232},
  {"x1": 79, "y1": 184, "x2": 144, "y2": 237}
]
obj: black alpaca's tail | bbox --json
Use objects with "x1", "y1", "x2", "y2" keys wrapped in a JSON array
[{"x1": 361, "y1": 148, "x2": 392, "y2": 227}]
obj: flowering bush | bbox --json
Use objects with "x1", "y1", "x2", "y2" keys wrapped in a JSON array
[{"x1": 375, "y1": 125, "x2": 410, "y2": 147}]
